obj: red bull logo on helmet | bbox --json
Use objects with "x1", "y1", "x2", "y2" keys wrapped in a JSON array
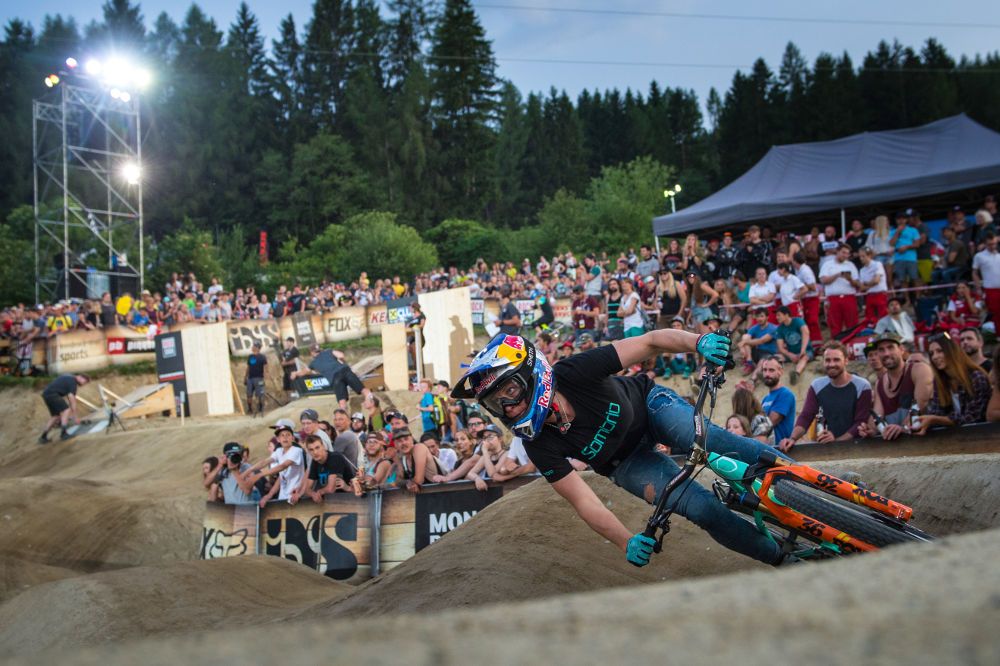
[
  {"x1": 503, "y1": 335, "x2": 524, "y2": 351},
  {"x1": 536, "y1": 367, "x2": 554, "y2": 408}
]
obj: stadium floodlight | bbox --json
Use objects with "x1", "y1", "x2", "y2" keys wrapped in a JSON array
[
  {"x1": 120, "y1": 91, "x2": 132, "y2": 103},
  {"x1": 134, "y1": 69, "x2": 152, "y2": 89},
  {"x1": 110, "y1": 88, "x2": 122, "y2": 99},
  {"x1": 44, "y1": 74, "x2": 60, "y2": 88},
  {"x1": 65, "y1": 57, "x2": 78, "y2": 69},
  {"x1": 121, "y1": 162, "x2": 141, "y2": 185},
  {"x1": 85, "y1": 58, "x2": 102, "y2": 76},
  {"x1": 103, "y1": 58, "x2": 131, "y2": 87}
]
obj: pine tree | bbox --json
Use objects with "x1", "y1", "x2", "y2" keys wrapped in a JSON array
[
  {"x1": 271, "y1": 14, "x2": 304, "y2": 145},
  {"x1": 386, "y1": 0, "x2": 432, "y2": 89},
  {"x1": 0, "y1": 20, "x2": 36, "y2": 216},
  {"x1": 301, "y1": 0, "x2": 355, "y2": 130},
  {"x1": 426, "y1": 0, "x2": 498, "y2": 219}
]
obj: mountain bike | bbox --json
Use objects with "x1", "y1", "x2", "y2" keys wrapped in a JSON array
[{"x1": 643, "y1": 338, "x2": 933, "y2": 559}]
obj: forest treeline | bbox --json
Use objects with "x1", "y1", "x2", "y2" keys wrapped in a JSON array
[{"x1": 1, "y1": 0, "x2": 999, "y2": 300}]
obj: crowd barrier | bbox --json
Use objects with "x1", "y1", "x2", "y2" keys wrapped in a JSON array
[{"x1": 200, "y1": 477, "x2": 536, "y2": 583}]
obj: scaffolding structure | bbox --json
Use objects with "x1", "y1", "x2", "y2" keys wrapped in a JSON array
[{"x1": 33, "y1": 77, "x2": 144, "y2": 303}]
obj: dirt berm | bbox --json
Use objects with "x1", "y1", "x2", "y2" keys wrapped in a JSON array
[{"x1": 4, "y1": 527, "x2": 999, "y2": 665}]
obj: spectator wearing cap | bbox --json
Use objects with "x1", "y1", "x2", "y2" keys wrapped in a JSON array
[
  {"x1": 972, "y1": 232, "x2": 1000, "y2": 324},
  {"x1": 738, "y1": 307, "x2": 778, "y2": 375},
  {"x1": 350, "y1": 411, "x2": 367, "y2": 438},
  {"x1": 331, "y1": 408, "x2": 363, "y2": 469},
  {"x1": 570, "y1": 284, "x2": 601, "y2": 342},
  {"x1": 463, "y1": 424, "x2": 507, "y2": 492},
  {"x1": 864, "y1": 331, "x2": 934, "y2": 441},
  {"x1": 858, "y1": 247, "x2": 889, "y2": 325},
  {"x1": 890, "y1": 210, "x2": 922, "y2": 289},
  {"x1": 874, "y1": 297, "x2": 916, "y2": 344},
  {"x1": 356, "y1": 430, "x2": 395, "y2": 492},
  {"x1": 494, "y1": 288, "x2": 521, "y2": 336},
  {"x1": 298, "y1": 409, "x2": 332, "y2": 452},
  {"x1": 392, "y1": 427, "x2": 441, "y2": 492},
  {"x1": 213, "y1": 442, "x2": 258, "y2": 505},
  {"x1": 247, "y1": 422, "x2": 305, "y2": 507},
  {"x1": 818, "y1": 244, "x2": 860, "y2": 338},
  {"x1": 863, "y1": 339, "x2": 885, "y2": 383}
]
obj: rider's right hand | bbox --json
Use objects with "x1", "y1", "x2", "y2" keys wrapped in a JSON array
[{"x1": 626, "y1": 533, "x2": 657, "y2": 567}]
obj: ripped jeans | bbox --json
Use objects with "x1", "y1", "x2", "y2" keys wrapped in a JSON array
[{"x1": 609, "y1": 386, "x2": 788, "y2": 564}]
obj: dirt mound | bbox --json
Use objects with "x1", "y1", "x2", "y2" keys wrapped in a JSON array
[
  {"x1": 9, "y1": 527, "x2": 998, "y2": 665},
  {"x1": 0, "y1": 556, "x2": 78, "y2": 604},
  {"x1": 309, "y1": 473, "x2": 766, "y2": 619},
  {"x1": 0, "y1": 555, "x2": 348, "y2": 657}
]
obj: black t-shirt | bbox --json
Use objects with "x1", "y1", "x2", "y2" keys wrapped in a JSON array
[
  {"x1": 309, "y1": 349, "x2": 345, "y2": 379},
  {"x1": 43, "y1": 374, "x2": 78, "y2": 398},
  {"x1": 246, "y1": 353, "x2": 267, "y2": 379},
  {"x1": 308, "y1": 452, "x2": 356, "y2": 489},
  {"x1": 524, "y1": 345, "x2": 654, "y2": 483},
  {"x1": 499, "y1": 302, "x2": 520, "y2": 335},
  {"x1": 281, "y1": 346, "x2": 300, "y2": 374},
  {"x1": 288, "y1": 293, "x2": 306, "y2": 312},
  {"x1": 100, "y1": 303, "x2": 117, "y2": 327}
]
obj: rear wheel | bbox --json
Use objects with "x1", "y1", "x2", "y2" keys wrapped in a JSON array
[{"x1": 772, "y1": 478, "x2": 932, "y2": 548}]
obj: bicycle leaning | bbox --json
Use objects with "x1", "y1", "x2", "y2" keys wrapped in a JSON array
[{"x1": 642, "y1": 331, "x2": 933, "y2": 562}]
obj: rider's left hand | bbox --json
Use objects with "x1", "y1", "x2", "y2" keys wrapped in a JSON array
[
  {"x1": 626, "y1": 533, "x2": 656, "y2": 567},
  {"x1": 696, "y1": 332, "x2": 732, "y2": 366}
]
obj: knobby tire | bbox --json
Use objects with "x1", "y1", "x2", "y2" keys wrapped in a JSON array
[{"x1": 772, "y1": 478, "x2": 928, "y2": 548}]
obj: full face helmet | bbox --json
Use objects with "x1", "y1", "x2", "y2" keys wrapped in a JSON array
[{"x1": 451, "y1": 333, "x2": 554, "y2": 440}]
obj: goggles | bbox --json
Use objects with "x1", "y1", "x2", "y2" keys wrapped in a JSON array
[{"x1": 479, "y1": 375, "x2": 527, "y2": 418}]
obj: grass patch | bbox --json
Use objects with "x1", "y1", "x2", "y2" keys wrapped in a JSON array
[{"x1": 321, "y1": 335, "x2": 383, "y2": 352}]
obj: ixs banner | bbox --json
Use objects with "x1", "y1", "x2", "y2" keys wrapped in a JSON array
[{"x1": 227, "y1": 319, "x2": 281, "y2": 356}]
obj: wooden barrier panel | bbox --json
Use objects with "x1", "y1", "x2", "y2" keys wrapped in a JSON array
[
  {"x1": 104, "y1": 325, "x2": 157, "y2": 366},
  {"x1": 366, "y1": 304, "x2": 388, "y2": 337},
  {"x1": 261, "y1": 494, "x2": 373, "y2": 583},
  {"x1": 180, "y1": 322, "x2": 234, "y2": 416},
  {"x1": 321, "y1": 306, "x2": 367, "y2": 343},
  {"x1": 46, "y1": 329, "x2": 110, "y2": 375},
  {"x1": 227, "y1": 319, "x2": 282, "y2": 357},
  {"x1": 380, "y1": 323, "x2": 409, "y2": 391},
  {"x1": 200, "y1": 502, "x2": 259, "y2": 559}
]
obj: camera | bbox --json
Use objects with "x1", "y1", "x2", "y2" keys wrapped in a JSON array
[{"x1": 227, "y1": 451, "x2": 243, "y2": 465}]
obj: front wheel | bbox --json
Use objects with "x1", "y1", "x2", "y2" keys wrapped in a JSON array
[{"x1": 772, "y1": 478, "x2": 932, "y2": 548}]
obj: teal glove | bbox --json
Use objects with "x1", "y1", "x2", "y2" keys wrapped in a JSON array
[
  {"x1": 696, "y1": 332, "x2": 731, "y2": 366},
  {"x1": 626, "y1": 533, "x2": 656, "y2": 567}
]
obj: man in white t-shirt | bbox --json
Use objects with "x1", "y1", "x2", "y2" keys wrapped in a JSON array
[
  {"x1": 793, "y1": 251, "x2": 822, "y2": 347},
  {"x1": 494, "y1": 436, "x2": 538, "y2": 481},
  {"x1": 973, "y1": 232, "x2": 1000, "y2": 324},
  {"x1": 748, "y1": 267, "x2": 777, "y2": 308},
  {"x1": 774, "y1": 263, "x2": 806, "y2": 318},
  {"x1": 248, "y1": 424, "x2": 305, "y2": 506},
  {"x1": 874, "y1": 297, "x2": 916, "y2": 343},
  {"x1": 818, "y1": 244, "x2": 860, "y2": 338},
  {"x1": 858, "y1": 247, "x2": 889, "y2": 326}
]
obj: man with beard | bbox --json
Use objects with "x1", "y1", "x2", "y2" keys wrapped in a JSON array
[
  {"x1": 758, "y1": 356, "x2": 796, "y2": 446},
  {"x1": 863, "y1": 331, "x2": 933, "y2": 441},
  {"x1": 959, "y1": 327, "x2": 992, "y2": 374},
  {"x1": 779, "y1": 341, "x2": 872, "y2": 451}
]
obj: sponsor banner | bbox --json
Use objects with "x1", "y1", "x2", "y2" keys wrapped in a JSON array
[
  {"x1": 104, "y1": 325, "x2": 157, "y2": 365},
  {"x1": 200, "y1": 501, "x2": 258, "y2": 559},
  {"x1": 471, "y1": 299, "x2": 484, "y2": 325},
  {"x1": 386, "y1": 296, "x2": 417, "y2": 325},
  {"x1": 293, "y1": 374, "x2": 337, "y2": 396},
  {"x1": 322, "y1": 306, "x2": 367, "y2": 343},
  {"x1": 262, "y1": 494, "x2": 372, "y2": 582},
  {"x1": 366, "y1": 304, "x2": 388, "y2": 337},
  {"x1": 553, "y1": 297, "x2": 572, "y2": 323},
  {"x1": 46, "y1": 329, "x2": 109, "y2": 375},
  {"x1": 291, "y1": 311, "x2": 317, "y2": 348},
  {"x1": 227, "y1": 319, "x2": 281, "y2": 357},
  {"x1": 309, "y1": 314, "x2": 326, "y2": 346},
  {"x1": 414, "y1": 487, "x2": 503, "y2": 551},
  {"x1": 155, "y1": 331, "x2": 187, "y2": 416},
  {"x1": 515, "y1": 299, "x2": 537, "y2": 319}
]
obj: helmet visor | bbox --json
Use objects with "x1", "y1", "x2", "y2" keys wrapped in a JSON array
[{"x1": 478, "y1": 375, "x2": 527, "y2": 419}]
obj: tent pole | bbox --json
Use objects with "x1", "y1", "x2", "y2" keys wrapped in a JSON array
[
  {"x1": 654, "y1": 235, "x2": 661, "y2": 256},
  {"x1": 840, "y1": 209, "x2": 846, "y2": 239}
]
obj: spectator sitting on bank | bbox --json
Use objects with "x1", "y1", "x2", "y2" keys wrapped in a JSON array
[
  {"x1": 213, "y1": 442, "x2": 258, "y2": 505},
  {"x1": 463, "y1": 424, "x2": 507, "y2": 491},
  {"x1": 958, "y1": 326, "x2": 992, "y2": 374},
  {"x1": 939, "y1": 281, "x2": 983, "y2": 330},
  {"x1": 248, "y1": 422, "x2": 305, "y2": 507},
  {"x1": 202, "y1": 456, "x2": 220, "y2": 500},
  {"x1": 916, "y1": 333, "x2": 991, "y2": 432},
  {"x1": 864, "y1": 339, "x2": 886, "y2": 383},
  {"x1": 864, "y1": 331, "x2": 934, "y2": 441},
  {"x1": 291, "y1": 434, "x2": 357, "y2": 504},
  {"x1": 874, "y1": 297, "x2": 916, "y2": 343},
  {"x1": 780, "y1": 341, "x2": 873, "y2": 451},
  {"x1": 331, "y1": 408, "x2": 363, "y2": 470},
  {"x1": 731, "y1": 384, "x2": 773, "y2": 445},
  {"x1": 494, "y1": 435, "x2": 538, "y2": 481},
  {"x1": 738, "y1": 307, "x2": 778, "y2": 376},
  {"x1": 392, "y1": 427, "x2": 442, "y2": 492},
  {"x1": 773, "y1": 306, "x2": 811, "y2": 384},
  {"x1": 725, "y1": 414, "x2": 753, "y2": 437}
]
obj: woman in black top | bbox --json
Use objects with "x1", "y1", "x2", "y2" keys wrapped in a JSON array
[
  {"x1": 453, "y1": 330, "x2": 791, "y2": 568},
  {"x1": 604, "y1": 278, "x2": 624, "y2": 340}
]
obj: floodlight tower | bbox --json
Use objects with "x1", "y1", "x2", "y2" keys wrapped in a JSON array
[{"x1": 32, "y1": 56, "x2": 151, "y2": 302}]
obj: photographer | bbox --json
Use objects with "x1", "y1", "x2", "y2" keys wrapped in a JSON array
[{"x1": 213, "y1": 442, "x2": 259, "y2": 505}]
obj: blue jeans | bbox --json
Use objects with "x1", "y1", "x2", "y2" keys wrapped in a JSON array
[{"x1": 609, "y1": 386, "x2": 788, "y2": 564}]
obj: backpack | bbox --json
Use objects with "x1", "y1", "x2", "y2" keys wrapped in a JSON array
[{"x1": 432, "y1": 395, "x2": 448, "y2": 427}]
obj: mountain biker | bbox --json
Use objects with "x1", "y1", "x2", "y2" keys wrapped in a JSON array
[{"x1": 452, "y1": 330, "x2": 795, "y2": 568}]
